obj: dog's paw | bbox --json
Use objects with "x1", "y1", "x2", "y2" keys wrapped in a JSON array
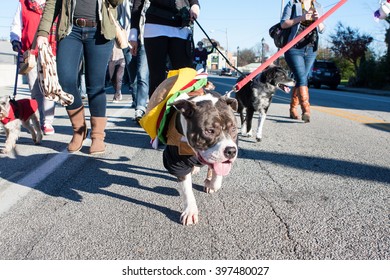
[
  {"x1": 204, "y1": 179, "x2": 221, "y2": 194},
  {"x1": 180, "y1": 206, "x2": 199, "y2": 225},
  {"x1": 191, "y1": 166, "x2": 201, "y2": 175},
  {"x1": 0, "y1": 148, "x2": 11, "y2": 154},
  {"x1": 255, "y1": 136, "x2": 262, "y2": 142}
]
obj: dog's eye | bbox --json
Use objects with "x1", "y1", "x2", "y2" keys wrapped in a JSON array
[{"x1": 204, "y1": 128, "x2": 215, "y2": 135}]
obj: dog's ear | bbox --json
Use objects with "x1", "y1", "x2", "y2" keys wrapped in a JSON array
[
  {"x1": 220, "y1": 96, "x2": 238, "y2": 112},
  {"x1": 172, "y1": 99, "x2": 195, "y2": 118}
]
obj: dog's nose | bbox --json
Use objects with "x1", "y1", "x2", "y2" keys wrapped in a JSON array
[{"x1": 224, "y1": 146, "x2": 237, "y2": 159}]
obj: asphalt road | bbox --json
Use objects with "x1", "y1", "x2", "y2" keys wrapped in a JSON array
[{"x1": 0, "y1": 74, "x2": 389, "y2": 260}]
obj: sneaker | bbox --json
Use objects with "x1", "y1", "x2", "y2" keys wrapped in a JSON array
[
  {"x1": 135, "y1": 109, "x2": 145, "y2": 123},
  {"x1": 113, "y1": 93, "x2": 122, "y2": 103},
  {"x1": 42, "y1": 124, "x2": 55, "y2": 135}
]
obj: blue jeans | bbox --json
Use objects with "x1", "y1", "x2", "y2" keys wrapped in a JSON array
[
  {"x1": 56, "y1": 25, "x2": 114, "y2": 116},
  {"x1": 126, "y1": 43, "x2": 149, "y2": 113},
  {"x1": 284, "y1": 45, "x2": 317, "y2": 87}
]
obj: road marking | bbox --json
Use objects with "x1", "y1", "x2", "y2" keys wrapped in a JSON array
[
  {"x1": 0, "y1": 150, "x2": 69, "y2": 214},
  {"x1": 312, "y1": 106, "x2": 388, "y2": 125},
  {"x1": 0, "y1": 104, "x2": 133, "y2": 215}
]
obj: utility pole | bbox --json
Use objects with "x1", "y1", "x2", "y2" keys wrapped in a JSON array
[
  {"x1": 237, "y1": 46, "x2": 240, "y2": 67},
  {"x1": 261, "y1": 38, "x2": 265, "y2": 63}
]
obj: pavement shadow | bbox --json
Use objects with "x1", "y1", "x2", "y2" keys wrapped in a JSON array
[
  {"x1": 238, "y1": 148, "x2": 390, "y2": 185},
  {"x1": 0, "y1": 150, "x2": 181, "y2": 223}
]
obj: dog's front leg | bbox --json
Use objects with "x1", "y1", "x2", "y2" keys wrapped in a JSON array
[
  {"x1": 1, "y1": 123, "x2": 20, "y2": 154},
  {"x1": 179, "y1": 173, "x2": 199, "y2": 225},
  {"x1": 204, "y1": 168, "x2": 223, "y2": 193},
  {"x1": 256, "y1": 112, "x2": 266, "y2": 142}
]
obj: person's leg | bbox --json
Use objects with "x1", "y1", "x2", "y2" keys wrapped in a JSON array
[
  {"x1": 83, "y1": 26, "x2": 114, "y2": 154},
  {"x1": 285, "y1": 48, "x2": 309, "y2": 121},
  {"x1": 134, "y1": 43, "x2": 149, "y2": 121},
  {"x1": 122, "y1": 47, "x2": 135, "y2": 100},
  {"x1": 168, "y1": 37, "x2": 193, "y2": 70},
  {"x1": 144, "y1": 36, "x2": 169, "y2": 98},
  {"x1": 56, "y1": 26, "x2": 86, "y2": 151},
  {"x1": 114, "y1": 58, "x2": 125, "y2": 98}
]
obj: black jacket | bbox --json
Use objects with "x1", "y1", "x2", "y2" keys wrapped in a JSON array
[{"x1": 131, "y1": 0, "x2": 199, "y2": 32}]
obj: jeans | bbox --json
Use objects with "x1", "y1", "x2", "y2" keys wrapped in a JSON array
[
  {"x1": 284, "y1": 45, "x2": 317, "y2": 87},
  {"x1": 125, "y1": 43, "x2": 149, "y2": 113},
  {"x1": 56, "y1": 25, "x2": 114, "y2": 116}
]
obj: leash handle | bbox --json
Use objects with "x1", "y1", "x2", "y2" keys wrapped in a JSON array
[{"x1": 13, "y1": 50, "x2": 21, "y2": 98}]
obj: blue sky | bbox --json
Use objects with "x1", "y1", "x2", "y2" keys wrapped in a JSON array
[{"x1": 1, "y1": 0, "x2": 389, "y2": 55}]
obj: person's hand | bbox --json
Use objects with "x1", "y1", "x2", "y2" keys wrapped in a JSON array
[
  {"x1": 301, "y1": 10, "x2": 314, "y2": 21},
  {"x1": 130, "y1": 40, "x2": 138, "y2": 56},
  {"x1": 312, "y1": 10, "x2": 320, "y2": 21},
  {"x1": 189, "y1": 4, "x2": 200, "y2": 21},
  {"x1": 11, "y1": 40, "x2": 22, "y2": 52},
  {"x1": 36, "y1": 36, "x2": 49, "y2": 47}
]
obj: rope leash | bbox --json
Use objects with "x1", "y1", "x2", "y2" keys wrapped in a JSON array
[{"x1": 37, "y1": 43, "x2": 74, "y2": 106}]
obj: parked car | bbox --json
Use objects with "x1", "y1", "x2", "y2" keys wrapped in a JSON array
[
  {"x1": 219, "y1": 67, "x2": 233, "y2": 76},
  {"x1": 308, "y1": 60, "x2": 341, "y2": 90}
]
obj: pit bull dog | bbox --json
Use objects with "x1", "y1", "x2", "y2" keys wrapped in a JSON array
[{"x1": 163, "y1": 91, "x2": 238, "y2": 225}]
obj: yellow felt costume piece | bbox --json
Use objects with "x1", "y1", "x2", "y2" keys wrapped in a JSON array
[{"x1": 139, "y1": 68, "x2": 197, "y2": 139}]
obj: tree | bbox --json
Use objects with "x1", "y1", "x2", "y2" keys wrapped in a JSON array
[
  {"x1": 237, "y1": 48, "x2": 256, "y2": 66},
  {"x1": 329, "y1": 22, "x2": 373, "y2": 77}
]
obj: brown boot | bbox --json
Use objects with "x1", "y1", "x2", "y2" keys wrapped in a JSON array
[
  {"x1": 67, "y1": 106, "x2": 87, "y2": 152},
  {"x1": 289, "y1": 87, "x2": 300, "y2": 119},
  {"x1": 298, "y1": 86, "x2": 311, "y2": 123},
  {"x1": 90, "y1": 116, "x2": 107, "y2": 154}
]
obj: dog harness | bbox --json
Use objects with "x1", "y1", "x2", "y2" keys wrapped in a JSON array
[{"x1": 1, "y1": 99, "x2": 38, "y2": 125}]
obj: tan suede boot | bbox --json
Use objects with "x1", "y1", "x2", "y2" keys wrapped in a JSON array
[
  {"x1": 67, "y1": 106, "x2": 87, "y2": 152},
  {"x1": 90, "y1": 116, "x2": 107, "y2": 154},
  {"x1": 289, "y1": 87, "x2": 300, "y2": 119},
  {"x1": 298, "y1": 86, "x2": 311, "y2": 123}
]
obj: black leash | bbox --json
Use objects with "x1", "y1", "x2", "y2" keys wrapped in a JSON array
[
  {"x1": 194, "y1": 18, "x2": 245, "y2": 76},
  {"x1": 10, "y1": 50, "x2": 21, "y2": 118}
]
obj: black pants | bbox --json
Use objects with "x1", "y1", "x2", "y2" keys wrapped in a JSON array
[{"x1": 144, "y1": 36, "x2": 192, "y2": 97}]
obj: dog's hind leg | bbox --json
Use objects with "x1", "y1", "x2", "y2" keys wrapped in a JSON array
[
  {"x1": 244, "y1": 109, "x2": 254, "y2": 137},
  {"x1": 25, "y1": 114, "x2": 42, "y2": 144},
  {"x1": 204, "y1": 168, "x2": 223, "y2": 194},
  {"x1": 179, "y1": 173, "x2": 199, "y2": 225},
  {"x1": 256, "y1": 112, "x2": 266, "y2": 142}
]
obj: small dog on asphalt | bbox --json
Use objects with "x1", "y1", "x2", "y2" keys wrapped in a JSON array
[
  {"x1": 151, "y1": 76, "x2": 238, "y2": 225},
  {"x1": 0, "y1": 96, "x2": 42, "y2": 154},
  {"x1": 235, "y1": 66, "x2": 295, "y2": 142}
]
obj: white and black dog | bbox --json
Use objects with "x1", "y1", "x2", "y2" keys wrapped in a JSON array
[
  {"x1": 163, "y1": 90, "x2": 238, "y2": 225},
  {"x1": 235, "y1": 66, "x2": 295, "y2": 142}
]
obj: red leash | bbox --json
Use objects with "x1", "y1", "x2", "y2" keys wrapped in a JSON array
[{"x1": 234, "y1": 0, "x2": 348, "y2": 92}]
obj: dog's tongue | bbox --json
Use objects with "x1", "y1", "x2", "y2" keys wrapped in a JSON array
[
  {"x1": 213, "y1": 162, "x2": 232, "y2": 176},
  {"x1": 283, "y1": 86, "x2": 291, "y2": 93}
]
